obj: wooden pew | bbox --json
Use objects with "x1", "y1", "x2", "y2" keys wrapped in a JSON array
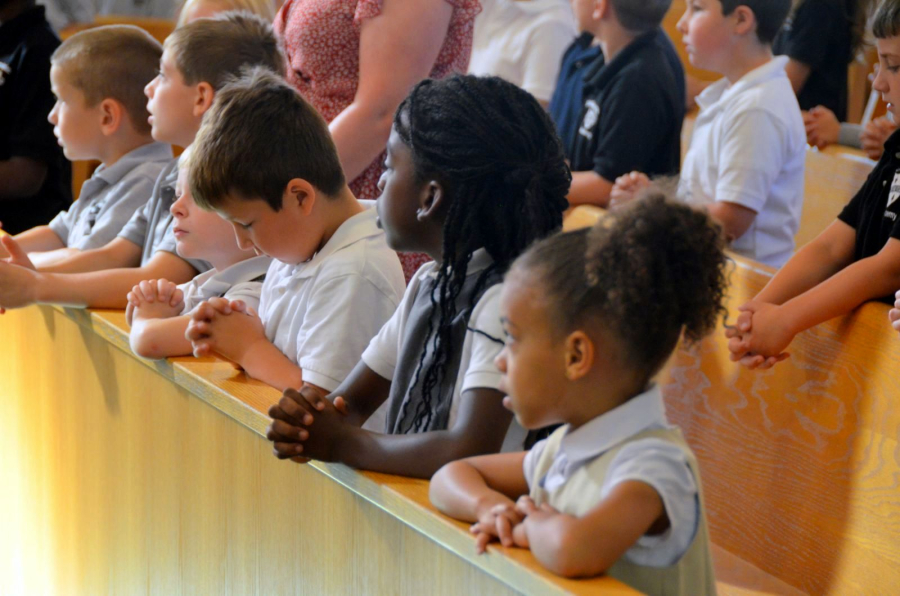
[
  {"x1": 563, "y1": 207, "x2": 900, "y2": 595},
  {"x1": 0, "y1": 304, "x2": 638, "y2": 595}
]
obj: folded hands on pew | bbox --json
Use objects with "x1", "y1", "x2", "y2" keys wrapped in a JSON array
[
  {"x1": 185, "y1": 297, "x2": 265, "y2": 361},
  {"x1": 724, "y1": 301, "x2": 792, "y2": 369},
  {"x1": 609, "y1": 171, "x2": 651, "y2": 209},
  {"x1": 267, "y1": 385, "x2": 349, "y2": 463},
  {"x1": 125, "y1": 278, "x2": 183, "y2": 327},
  {"x1": 0, "y1": 234, "x2": 38, "y2": 313},
  {"x1": 889, "y1": 290, "x2": 900, "y2": 335}
]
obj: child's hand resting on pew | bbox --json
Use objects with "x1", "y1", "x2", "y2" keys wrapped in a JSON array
[
  {"x1": 889, "y1": 290, "x2": 900, "y2": 335},
  {"x1": 609, "y1": 171, "x2": 651, "y2": 209},
  {"x1": 185, "y1": 297, "x2": 266, "y2": 362},
  {"x1": 725, "y1": 302, "x2": 793, "y2": 370},
  {"x1": 126, "y1": 279, "x2": 184, "y2": 327},
  {"x1": 266, "y1": 385, "x2": 349, "y2": 462}
]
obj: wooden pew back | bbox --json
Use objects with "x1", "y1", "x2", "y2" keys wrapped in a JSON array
[
  {"x1": 797, "y1": 149, "x2": 873, "y2": 249},
  {"x1": 660, "y1": 257, "x2": 900, "y2": 595}
]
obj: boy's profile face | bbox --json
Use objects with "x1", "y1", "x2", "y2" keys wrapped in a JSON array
[
  {"x1": 215, "y1": 187, "x2": 321, "y2": 266},
  {"x1": 874, "y1": 36, "x2": 900, "y2": 121},
  {"x1": 677, "y1": 0, "x2": 733, "y2": 72},
  {"x1": 47, "y1": 65, "x2": 104, "y2": 161},
  {"x1": 171, "y1": 164, "x2": 252, "y2": 263},
  {"x1": 144, "y1": 49, "x2": 202, "y2": 146}
]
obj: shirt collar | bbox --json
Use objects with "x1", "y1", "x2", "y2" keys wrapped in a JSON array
[
  {"x1": 289, "y1": 204, "x2": 382, "y2": 279},
  {"x1": 194, "y1": 254, "x2": 272, "y2": 297},
  {"x1": 697, "y1": 56, "x2": 789, "y2": 111},
  {"x1": 93, "y1": 142, "x2": 173, "y2": 186},
  {"x1": 584, "y1": 27, "x2": 661, "y2": 90},
  {"x1": 424, "y1": 247, "x2": 494, "y2": 279},
  {"x1": 558, "y1": 384, "x2": 669, "y2": 467}
]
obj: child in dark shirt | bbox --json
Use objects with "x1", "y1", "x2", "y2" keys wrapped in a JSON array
[{"x1": 728, "y1": 0, "x2": 900, "y2": 369}]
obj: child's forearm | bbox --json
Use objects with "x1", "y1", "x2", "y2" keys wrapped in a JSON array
[
  {"x1": 9, "y1": 226, "x2": 65, "y2": 255},
  {"x1": 38, "y1": 237, "x2": 142, "y2": 274},
  {"x1": 130, "y1": 315, "x2": 193, "y2": 359},
  {"x1": 754, "y1": 222, "x2": 856, "y2": 305},
  {"x1": 239, "y1": 339, "x2": 305, "y2": 392},
  {"x1": 430, "y1": 461, "x2": 514, "y2": 522},
  {"x1": 567, "y1": 171, "x2": 614, "y2": 208},
  {"x1": 780, "y1": 248, "x2": 900, "y2": 336},
  {"x1": 29, "y1": 248, "x2": 80, "y2": 269}
]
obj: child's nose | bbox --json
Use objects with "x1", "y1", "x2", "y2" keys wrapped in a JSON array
[
  {"x1": 48, "y1": 103, "x2": 59, "y2": 125},
  {"x1": 376, "y1": 171, "x2": 387, "y2": 193},
  {"x1": 145, "y1": 78, "x2": 156, "y2": 98},
  {"x1": 494, "y1": 349, "x2": 508, "y2": 373},
  {"x1": 676, "y1": 11, "x2": 688, "y2": 34}
]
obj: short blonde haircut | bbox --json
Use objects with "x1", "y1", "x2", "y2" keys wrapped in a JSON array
[
  {"x1": 176, "y1": 0, "x2": 278, "y2": 27},
  {"x1": 163, "y1": 10, "x2": 285, "y2": 91},
  {"x1": 51, "y1": 25, "x2": 162, "y2": 135}
]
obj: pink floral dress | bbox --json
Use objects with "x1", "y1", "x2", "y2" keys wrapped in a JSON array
[{"x1": 275, "y1": 0, "x2": 481, "y2": 281}]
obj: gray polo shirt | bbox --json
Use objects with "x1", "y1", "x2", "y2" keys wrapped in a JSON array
[
  {"x1": 117, "y1": 156, "x2": 211, "y2": 273},
  {"x1": 48, "y1": 142, "x2": 172, "y2": 250}
]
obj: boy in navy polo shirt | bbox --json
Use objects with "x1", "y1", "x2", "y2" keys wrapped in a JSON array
[
  {"x1": 726, "y1": 0, "x2": 900, "y2": 370},
  {"x1": 549, "y1": 31, "x2": 602, "y2": 152},
  {"x1": 565, "y1": 0, "x2": 684, "y2": 208},
  {"x1": 0, "y1": 0, "x2": 71, "y2": 234}
]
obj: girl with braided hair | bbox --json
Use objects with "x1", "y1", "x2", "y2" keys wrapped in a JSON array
[
  {"x1": 430, "y1": 194, "x2": 727, "y2": 592},
  {"x1": 266, "y1": 75, "x2": 570, "y2": 477}
]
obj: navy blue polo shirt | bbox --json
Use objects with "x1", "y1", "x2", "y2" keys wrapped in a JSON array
[
  {"x1": 773, "y1": 0, "x2": 855, "y2": 120},
  {"x1": 549, "y1": 32, "x2": 603, "y2": 153},
  {"x1": 568, "y1": 27, "x2": 685, "y2": 183},
  {"x1": 0, "y1": 6, "x2": 71, "y2": 234},
  {"x1": 838, "y1": 128, "x2": 900, "y2": 303}
]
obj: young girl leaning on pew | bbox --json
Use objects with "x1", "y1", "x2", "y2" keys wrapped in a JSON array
[
  {"x1": 728, "y1": 0, "x2": 900, "y2": 369},
  {"x1": 263, "y1": 75, "x2": 570, "y2": 478},
  {"x1": 429, "y1": 195, "x2": 727, "y2": 595}
]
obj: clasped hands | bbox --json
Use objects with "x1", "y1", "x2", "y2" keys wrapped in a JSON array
[
  {"x1": 184, "y1": 296, "x2": 266, "y2": 363},
  {"x1": 266, "y1": 385, "x2": 351, "y2": 463},
  {"x1": 724, "y1": 301, "x2": 792, "y2": 370},
  {"x1": 471, "y1": 495, "x2": 561, "y2": 554}
]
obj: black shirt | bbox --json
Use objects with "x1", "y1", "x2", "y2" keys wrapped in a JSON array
[
  {"x1": 838, "y1": 128, "x2": 900, "y2": 303},
  {"x1": 549, "y1": 32, "x2": 603, "y2": 154},
  {"x1": 568, "y1": 27, "x2": 685, "y2": 183},
  {"x1": 773, "y1": 0, "x2": 855, "y2": 120},
  {"x1": 0, "y1": 6, "x2": 71, "y2": 234}
]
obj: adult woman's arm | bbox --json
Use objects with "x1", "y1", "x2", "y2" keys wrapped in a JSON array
[{"x1": 328, "y1": 0, "x2": 454, "y2": 182}]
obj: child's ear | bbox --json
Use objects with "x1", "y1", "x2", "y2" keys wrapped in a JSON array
[
  {"x1": 284, "y1": 178, "x2": 318, "y2": 216},
  {"x1": 98, "y1": 98, "x2": 123, "y2": 136},
  {"x1": 563, "y1": 330, "x2": 595, "y2": 381},
  {"x1": 193, "y1": 82, "x2": 216, "y2": 117},
  {"x1": 593, "y1": 0, "x2": 610, "y2": 21},
  {"x1": 732, "y1": 5, "x2": 757, "y2": 37},
  {"x1": 416, "y1": 179, "x2": 446, "y2": 223}
]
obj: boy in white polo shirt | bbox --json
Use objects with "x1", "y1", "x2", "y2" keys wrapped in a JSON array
[
  {"x1": 184, "y1": 68, "x2": 405, "y2": 395},
  {"x1": 611, "y1": 0, "x2": 805, "y2": 268}
]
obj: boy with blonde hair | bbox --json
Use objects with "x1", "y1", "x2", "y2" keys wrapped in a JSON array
[
  {"x1": 185, "y1": 67, "x2": 405, "y2": 395},
  {"x1": 612, "y1": 0, "x2": 805, "y2": 269},
  {"x1": 0, "y1": 12, "x2": 284, "y2": 311},
  {"x1": 1, "y1": 25, "x2": 171, "y2": 267}
]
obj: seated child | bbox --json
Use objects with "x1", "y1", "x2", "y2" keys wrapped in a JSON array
[
  {"x1": 126, "y1": 147, "x2": 270, "y2": 360},
  {"x1": 548, "y1": 29, "x2": 603, "y2": 153},
  {"x1": 727, "y1": 0, "x2": 900, "y2": 368},
  {"x1": 0, "y1": 0, "x2": 71, "y2": 236},
  {"x1": 774, "y1": 0, "x2": 875, "y2": 121},
  {"x1": 0, "y1": 25, "x2": 171, "y2": 268},
  {"x1": 564, "y1": 0, "x2": 684, "y2": 208},
  {"x1": 468, "y1": 0, "x2": 577, "y2": 107},
  {"x1": 263, "y1": 75, "x2": 570, "y2": 478},
  {"x1": 0, "y1": 12, "x2": 285, "y2": 311},
  {"x1": 184, "y1": 67, "x2": 406, "y2": 395},
  {"x1": 429, "y1": 195, "x2": 726, "y2": 593},
  {"x1": 612, "y1": 0, "x2": 804, "y2": 269},
  {"x1": 804, "y1": 104, "x2": 897, "y2": 161}
]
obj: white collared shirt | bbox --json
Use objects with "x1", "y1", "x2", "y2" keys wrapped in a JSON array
[
  {"x1": 469, "y1": 0, "x2": 577, "y2": 102},
  {"x1": 178, "y1": 255, "x2": 272, "y2": 315},
  {"x1": 523, "y1": 385, "x2": 699, "y2": 567},
  {"x1": 258, "y1": 203, "x2": 405, "y2": 392},
  {"x1": 362, "y1": 249, "x2": 525, "y2": 449},
  {"x1": 679, "y1": 55, "x2": 806, "y2": 268}
]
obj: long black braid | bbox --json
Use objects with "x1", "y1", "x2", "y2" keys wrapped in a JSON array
[{"x1": 394, "y1": 75, "x2": 571, "y2": 433}]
